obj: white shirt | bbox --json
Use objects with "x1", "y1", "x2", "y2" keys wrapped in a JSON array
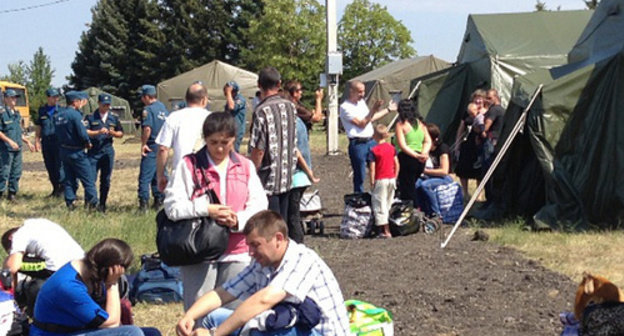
[
  {"x1": 155, "y1": 106, "x2": 211, "y2": 170},
  {"x1": 10, "y1": 219, "x2": 84, "y2": 272},
  {"x1": 339, "y1": 99, "x2": 374, "y2": 138},
  {"x1": 224, "y1": 240, "x2": 351, "y2": 336}
]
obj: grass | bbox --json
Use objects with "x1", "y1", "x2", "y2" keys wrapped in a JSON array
[{"x1": 2, "y1": 130, "x2": 623, "y2": 334}]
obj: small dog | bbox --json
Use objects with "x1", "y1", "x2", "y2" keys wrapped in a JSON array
[{"x1": 574, "y1": 272, "x2": 624, "y2": 320}]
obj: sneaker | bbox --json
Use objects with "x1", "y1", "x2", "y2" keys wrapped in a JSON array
[
  {"x1": 97, "y1": 204, "x2": 107, "y2": 213},
  {"x1": 138, "y1": 199, "x2": 149, "y2": 213},
  {"x1": 67, "y1": 203, "x2": 76, "y2": 211},
  {"x1": 7, "y1": 193, "x2": 16, "y2": 203}
]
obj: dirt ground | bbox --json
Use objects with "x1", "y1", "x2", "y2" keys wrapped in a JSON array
[{"x1": 304, "y1": 152, "x2": 577, "y2": 335}]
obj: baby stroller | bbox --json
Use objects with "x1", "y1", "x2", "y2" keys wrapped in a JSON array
[{"x1": 300, "y1": 190, "x2": 324, "y2": 235}]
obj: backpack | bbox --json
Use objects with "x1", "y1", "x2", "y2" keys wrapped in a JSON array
[
  {"x1": 340, "y1": 193, "x2": 374, "y2": 239},
  {"x1": 129, "y1": 254, "x2": 183, "y2": 305}
]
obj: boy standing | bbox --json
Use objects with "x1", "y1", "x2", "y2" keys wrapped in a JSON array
[{"x1": 368, "y1": 124, "x2": 399, "y2": 238}]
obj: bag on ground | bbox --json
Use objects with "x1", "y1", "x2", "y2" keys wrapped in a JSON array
[
  {"x1": 340, "y1": 193, "x2": 374, "y2": 239},
  {"x1": 129, "y1": 254, "x2": 183, "y2": 305},
  {"x1": 346, "y1": 299, "x2": 393, "y2": 336},
  {"x1": 434, "y1": 181, "x2": 464, "y2": 223},
  {"x1": 388, "y1": 200, "x2": 420, "y2": 236}
]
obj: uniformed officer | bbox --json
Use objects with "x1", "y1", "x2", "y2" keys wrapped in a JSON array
[
  {"x1": 223, "y1": 81, "x2": 246, "y2": 152},
  {"x1": 137, "y1": 84, "x2": 169, "y2": 211},
  {"x1": 84, "y1": 93, "x2": 124, "y2": 212},
  {"x1": 0, "y1": 89, "x2": 35, "y2": 202},
  {"x1": 54, "y1": 91, "x2": 98, "y2": 210},
  {"x1": 34, "y1": 88, "x2": 65, "y2": 197}
]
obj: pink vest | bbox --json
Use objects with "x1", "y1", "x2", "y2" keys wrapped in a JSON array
[{"x1": 184, "y1": 149, "x2": 251, "y2": 256}]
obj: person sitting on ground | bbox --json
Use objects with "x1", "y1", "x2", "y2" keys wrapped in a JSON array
[
  {"x1": 30, "y1": 238, "x2": 160, "y2": 336},
  {"x1": 368, "y1": 124, "x2": 399, "y2": 238},
  {"x1": 416, "y1": 123, "x2": 454, "y2": 219},
  {"x1": 394, "y1": 99, "x2": 431, "y2": 208},
  {"x1": 2, "y1": 218, "x2": 85, "y2": 316},
  {"x1": 176, "y1": 210, "x2": 351, "y2": 336},
  {"x1": 164, "y1": 112, "x2": 268, "y2": 311}
]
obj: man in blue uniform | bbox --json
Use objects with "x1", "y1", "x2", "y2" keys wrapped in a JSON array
[
  {"x1": 137, "y1": 84, "x2": 169, "y2": 211},
  {"x1": 34, "y1": 88, "x2": 65, "y2": 197},
  {"x1": 224, "y1": 81, "x2": 246, "y2": 152},
  {"x1": 84, "y1": 93, "x2": 124, "y2": 213},
  {"x1": 54, "y1": 91, "x2": 98, "y2": 210},
  {"x1": 0, "y1": 89, "x2": 35, "y2": 202}
]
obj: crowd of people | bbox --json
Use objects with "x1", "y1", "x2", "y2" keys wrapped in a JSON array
[{"x1": 0, "y1": 64, "x2": 507, "y2": 334}]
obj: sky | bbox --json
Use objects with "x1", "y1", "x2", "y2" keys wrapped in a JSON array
[{"x1": 0, "y1": 0, "x2": 589, "y2": 87}]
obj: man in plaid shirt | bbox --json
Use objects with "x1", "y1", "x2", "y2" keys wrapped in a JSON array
[{"x1": 176, "y1": 210, "x2": 350, "y2": 336}]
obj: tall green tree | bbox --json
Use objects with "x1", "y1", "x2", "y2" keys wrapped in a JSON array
[
  {"x1": 240, "y1": 0, "x2": 326, "y2": 92},
  {"x1": 338, "y1": 0, "x2": 416, "y2": 81},
  {"x1": 2, "y1": 61, "x2": 29, "y2": 86},
  {"x1": 27, "y1": 47, "x2": 55, "y2": 120}
]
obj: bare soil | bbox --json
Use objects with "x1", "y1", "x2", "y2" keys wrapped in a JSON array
[{"x1": 304, "y1": 152, "x2": 576, "y2": 335}]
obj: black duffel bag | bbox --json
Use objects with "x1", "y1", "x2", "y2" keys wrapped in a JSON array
[
  {"x1": 388, "y1": 200, "x2": 421, "y2": 236},
  {"x1": 156, "y1": 188, "x2": 229, "y2": 266}
]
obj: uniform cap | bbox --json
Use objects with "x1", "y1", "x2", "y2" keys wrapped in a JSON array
[
  {"x1": 227, "y1": 81, "x2": 240, "y2": 92},
  {"x1": 138, "y1": 85, "x2": 157, "y2": 97},
  {"x1": 65, "y1": 90, "x2": 87, "y2": 103},
  {"x1": 98, "y1": 93, "x2": 112, "y2": 104},
  {"x1": 45, "y1": 88, "x2": 60, "y2": 97},
  {"x1": 4, "y1": 89, "x2": 19, "y2": 97}
]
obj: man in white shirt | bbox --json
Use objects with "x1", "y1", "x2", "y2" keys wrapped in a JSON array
[
  {"x1": 2, "y1": 218, "x2": 84, "y2": 315},
  {"x1": 156, "y1": 82, "x2": 211, "y2": 192},
  {"x1": 339, "y1": 80, "x2": 395, "y2": 193}
]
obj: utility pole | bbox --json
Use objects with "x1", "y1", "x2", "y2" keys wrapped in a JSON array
[{"x1": 326, "y1": 0, "x2": 342, "y2": 155}]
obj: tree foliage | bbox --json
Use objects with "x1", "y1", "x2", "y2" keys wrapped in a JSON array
[
  {"x1": 535, "y1": 0, "x2": 547, "y2": 11},
  {"x1": 585, "y1": 0, "x2": 599, "y2": 9},
  {"x1": 27, "y1": 48, "x2": 55, "y2": 120},
  {"x1": 240, "y1": 0, "x2": 326, "y2": 92},
  {"x1": 338, "y1": 0, "x2": 416, "y2": 81},
  {"x1": 2, "y1": 61, "x2": 29, "y2": 86}
]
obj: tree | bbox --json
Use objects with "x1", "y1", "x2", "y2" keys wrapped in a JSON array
[
  {"x1": 535, "y1": 0, "x2": 547, "y2": 11},
  {"x1": 2, "y1": 61, "x2": 29, "y2": 86},
  {"x1": 338, "y1": 0, "x2": 416, "y2": 81},
  {"x1": 584, "y1": 0, "x2": 599, "y2": 9},
  {"x1": 27, "y1": 47, "x2": 55, "y2": 120},
  {"x1": 240, "y1": 0, "x2": 326, "y2": 92}
]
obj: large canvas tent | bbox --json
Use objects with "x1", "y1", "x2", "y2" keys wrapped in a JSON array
[
  {"x1": 81, "y1": 87, "x2": 137, "y2": 135},
  {"x1": 349, "y1": 55, "x2": 449, "y2": 124},
  {"x1": 415, "y1": 10, "x2": 593, "y2": 144},
  {"x1": 157, "y1": 60, "x2": 258, "y2": 111},
  {"x1": 477, "y1": 0, "x2": 624, "y2": 230}
]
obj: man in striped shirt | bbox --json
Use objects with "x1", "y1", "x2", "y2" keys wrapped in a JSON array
[{"x1": 176, "y1": 210, "x2": 350, "y2": 336}]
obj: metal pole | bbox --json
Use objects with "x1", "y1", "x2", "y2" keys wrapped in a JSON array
[
  {"x1": 326, "y1": 0, "x2": 340, "y2": 155},
  {"x1": 440, "y1": 84, "x2": 544, "y2": 249}
]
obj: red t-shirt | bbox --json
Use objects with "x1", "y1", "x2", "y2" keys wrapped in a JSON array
[{"x1": 368, "y1": 142, "x2": 396, "y2": 180}]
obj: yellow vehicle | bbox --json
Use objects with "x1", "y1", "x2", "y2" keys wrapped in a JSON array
[{"x1": 0, "y1": 81, "x2": 30, "y2": 127}]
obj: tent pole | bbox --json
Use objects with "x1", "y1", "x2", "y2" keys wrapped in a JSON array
[
  {"x1": 440, "y1": 84, "x2": 544, "y2": 249},
  {"x1": 388, "y1": 81, "x2": 422, "y2": 130}
]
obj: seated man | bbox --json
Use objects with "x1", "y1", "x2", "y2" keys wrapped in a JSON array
[
  {"x1": 176, "y1": 210, "x2": 350, "y2": 336},
  {"x1": 1, "y1": 218, "x2": 84, "y2": 316}
]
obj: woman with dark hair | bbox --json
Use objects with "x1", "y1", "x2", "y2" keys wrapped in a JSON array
[
  {"x1": 164, "y1": 112, "x2": 267, "y2": 311},
  {"x1": 394, "y1": 99, "x2": 431, "y2": 207},
  {"x1": 31, "y1": 238, "x2": 156, "y2": 336},
  {"x1": 283, "y1": 80, "x2": 324, "y2": 131}
]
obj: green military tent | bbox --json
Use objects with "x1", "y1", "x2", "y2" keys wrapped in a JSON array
[
  {"x1": 476, "y1": 0, "x2": 624, "y2": 230},
  {"x1": 80, "y1": 87, "x2": 137, "y2": 135},
  {"x1": 156, "y1": 60, "x2": 258, "y2": 112},
  {"x1": 347, "y1": 55, "x2": 449, "y2": 125},
  {"x1": 414, "y1": 10, "x2": 593, "y2": 144}
]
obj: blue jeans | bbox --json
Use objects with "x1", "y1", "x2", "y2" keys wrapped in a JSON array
[
  {"x1": 89, "y1": 146, "x2": 114, "y2": 206},
  {"x1": 348, "y1": 138, "x2": 375, "y2": 193},
  {"x1": 137, "y1": 143, "x2": 164, "y2": 202},
  {"x1": 202, "y1": 308, "x2": 321, "y2": 336},
  {"x1": 69, "y1": 325, "x2": 147, "y2": 336},
  {"x1": 60, "y1": 148, "x2": 98, "y2": 206},
  {"x1": 0, "y1": 149, "x2": 21, "y2": 194},
  {"x1": 416, "y1": 175, "x2": 454, "y2": 216},
  {"x1": 233, "y1": 110, "x2": 246, "y2": 153}
]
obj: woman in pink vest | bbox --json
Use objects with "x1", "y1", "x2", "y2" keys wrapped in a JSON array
[{"x1": 164, "y1": 112, "x2": 268, "y2": 311}]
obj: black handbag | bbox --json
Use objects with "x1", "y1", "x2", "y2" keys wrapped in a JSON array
[{"x1": 155, "y1": 153, "x2": 230, "y2": 266}]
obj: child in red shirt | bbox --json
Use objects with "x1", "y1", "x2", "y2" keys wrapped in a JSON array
[{"x1": 368, "y1": 124, "x2": 400, "y2": 238}]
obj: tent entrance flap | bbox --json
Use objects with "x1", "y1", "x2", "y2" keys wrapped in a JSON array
[{"x1": 441, "y1": 84, "x2": 544, "y2": 249}]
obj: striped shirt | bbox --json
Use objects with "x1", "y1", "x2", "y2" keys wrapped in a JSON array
[
  {"x1": 223, "y1": 240, "x2": 350, "y2": 335},
  {"x1": 249, "y1": 94, "x2": 298, "y2": 196}
]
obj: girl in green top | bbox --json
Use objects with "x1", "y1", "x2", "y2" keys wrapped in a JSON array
[{"x1": 394, "y1": 99, "x2": 431, "y2": 207}]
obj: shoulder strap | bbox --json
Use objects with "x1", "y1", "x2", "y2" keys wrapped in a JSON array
[{"x1": 185, "y1": 149, "x2": 221, "y2": 204}]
